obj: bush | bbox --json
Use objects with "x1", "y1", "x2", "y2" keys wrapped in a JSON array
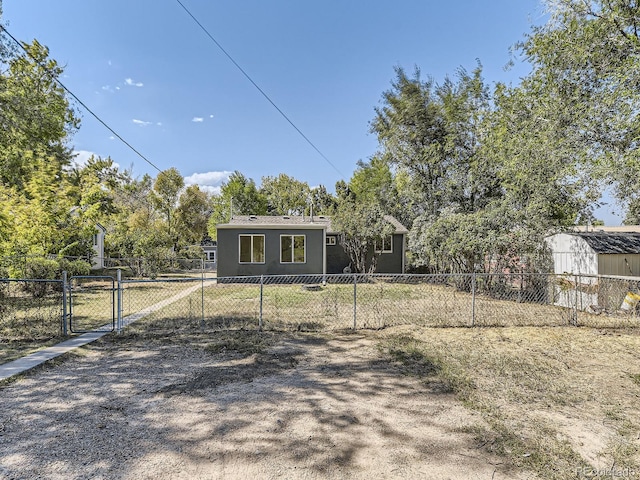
[
  {"x1": 23, "y1": 257, "x2": 59, "y2": 280},
  {"x1": 57, "y1": 258, "x2": 91, "y2": 277},
  {"x1": 17, "y1": 257, "x2": 59, "y2": 298}
]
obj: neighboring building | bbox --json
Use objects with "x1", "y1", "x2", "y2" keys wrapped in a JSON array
[
  {"x1": 91, "y1": 223, "x2": 107, "y2": 270},
  {"x1": 546, "y1": 231, "x2": 640, "y2": 277},
  {"x1": 201, "y1": 237, "x2": 217, "y2": 270},
  {"x1": 216, "y1": 214, "x2": 407, "y2": 278},
  {"x1": 545, "y1": 231, "x2": 640, "y2": 310}
]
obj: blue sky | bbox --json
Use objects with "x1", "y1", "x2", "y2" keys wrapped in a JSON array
[{"x1": 1, "y1": 0, "x2": 623, "y2": 224}]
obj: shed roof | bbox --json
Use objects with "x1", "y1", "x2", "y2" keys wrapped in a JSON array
[
  {"x1": 572, "y1": 232, "x2": 640, "y2": 254},
  {"x1": 217, "y1": 214, "x2": 408, "y2": 234}
]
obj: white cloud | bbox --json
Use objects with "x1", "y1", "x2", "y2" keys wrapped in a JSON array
[
  {"x1": 157, "y1": 122, "x2": 162, "y2": 126},
  {"x1": 184, "y1": 170, "x2": 232, "y2": 195},
  {"x1": 116, "y1": 86, "x2": 121, "y2": 90},
  {"x1": 132, "y1": 119, "x2": 152, "y2": 127},
  {"x1": 125, "y1": 78, "x2": 144, "y2": 87},
  {"x1": 192, "y1": 117, "x2": 204, "y2": 123},
  {"x1": 101, "y1": 85, "x2": 112, "y2": 92},
  {"x1": 72, "y1": 150, "x2": 97, "y2": 167},
  {"x1": 209, "y1": 114, "x2": 214, "y2": 118},
  {"x1": 71, "y1": 150, "x2": 120, "y2": 170},
  {"x1": 109, "y1": 136, "x2": 115, "y2": 140}
]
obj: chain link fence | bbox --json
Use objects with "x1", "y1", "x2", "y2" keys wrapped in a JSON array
[
  {"x1": 104, "y1": 257, "x2": 207, "y2": 279},
  {"x1": 0, "y1": 279, "x2": 64, "y2": 343},
  {"x1": 116, "y1": 273, "x2": 640, "y2": 334},
  {"x1": 2, "y1": 273, "x2": 639, "y2": 349}
]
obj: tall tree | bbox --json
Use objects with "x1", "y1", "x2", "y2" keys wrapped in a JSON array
[
  {"x1": 518, "y1": 0, "x2": 640, "y2": 218},
  {"x1": 309, "y1": 185, "x2": 337, "y2": 215},
  {"x1": 151, "y1": 167, "x2": 184, "y2": 246},
  {"x1": 175, "y1": 185, "x2": 210, "y2": 247},
  {"x1": 0, "y1": 39, "x2": 79, "y2": 190},
  {"x1": 260, "y1": 173, "x2": 311, "y2": 215},
  {"x1": 371, "y1": 65, "x2": 512, "y2": 272},
  {"x1": 371, "y1": 65, "x2": 500, "y2": 220},
  {"x1": 207, "y1": 171, "x2": 267, "y2": 239}
]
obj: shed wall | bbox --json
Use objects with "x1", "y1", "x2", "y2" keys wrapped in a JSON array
[
  {"x1": 597, "y1": 254, "x2": 640, "y2": 277},
  {"x1": 546, "y1": 233, "x2": 598, "y2": 275}
]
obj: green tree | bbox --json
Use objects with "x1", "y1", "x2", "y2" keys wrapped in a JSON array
[
  {"x1": 309, "y1": 185, "x2": 337, "y2": 215},
  {"x1": 260, "y1": 173, "x2": 311, "y2": 215},
  {"x1": 518, "y1": 0, "x2": 640, "y2": 219},
  {"x1": 207, "y1": 171, "x2": 267, "y2": 239},
  {"x1": 151, "y1": 167, "x2": 184, "y2": 246},
  {"x1": 331, "y1": 200, "x2": 394, "y2": 273},
  {"x1": 0, "y1": 39, "x2": 79, "y2": 190},
  {"x1": 371, "y1": 64, "x2": 498, "y2": 219},
  {"x1": 175, "y1": 185, "x2": 210, "y2": 247}
]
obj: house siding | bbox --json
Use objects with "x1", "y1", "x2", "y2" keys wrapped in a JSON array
[
  {"x1": 217, "y1": 227, "x2": 325, "y2": 277},
  {"x1": 376, "y1": 234, "x2": 405, "y2": 273},
  {"x1": 325, "y1": 234, "x2": 405, "y2": 274}
]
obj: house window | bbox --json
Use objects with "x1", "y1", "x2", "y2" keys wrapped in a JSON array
[
  {"x1": 239, "y1": 235, "x2": 265, "y2": 263},
  {"x1": 207, "y1": 251, "x2": 216, "y2": 262},
  {"x1": 281, "y1": 235, "x2": 305, "y2": 263},
  {"x1": 375, "y1": 235, "x2": 393, "y2": 253},
  {"x1": 326, "y1": 236, "x2": 337, "y2": 246},
  {"x1": 92, "y1": 234, "x2": 99, "y2": 246}
]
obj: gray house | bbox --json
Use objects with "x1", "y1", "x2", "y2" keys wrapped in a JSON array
[{"x1": 216, "y1": 214, "x2": 407, "y2": 278}]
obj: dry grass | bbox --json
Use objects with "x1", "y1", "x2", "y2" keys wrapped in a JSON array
[
  {"x1": 378, "y1": 326, "x2": 640, "y2": 479},
  {"x1": 121, "y1": 280, "x2": 638, "y2": 335}
]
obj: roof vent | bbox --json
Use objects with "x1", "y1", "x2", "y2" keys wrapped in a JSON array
[{"x1": 249, "y1": 215, "x2": 257, "y2": 220}]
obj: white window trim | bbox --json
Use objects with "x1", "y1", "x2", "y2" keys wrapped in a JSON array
[
  {"x1": 280, "y1": 234, "x2": 306, "y2": 264},
  {"x1": 239, "y1": 234, "x2": 265, "y2": 264},
  {"x1": 375, "y1": 235, "x2": 393, "y2": 254}
]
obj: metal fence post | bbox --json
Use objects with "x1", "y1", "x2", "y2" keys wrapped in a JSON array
[
  {"x1": 117, "y1": 269, "x2": 122, "y2": 333},
  {"x1": 353, "y1": 273, "x2": 357, "y2": 330},
  {"x1": 62, "y1": 271, "x2": 68, "y2": 336},
  {"x1": 577, "y1": 274, "x2": 582, "y2": 326},
  {"x1": 573, "y1": 274, "x2": 579, "y2": 326},
  {"x1": 201, "y1": 258, "x2": 205, "y2": 329},
  {"x1": 471, "y1": 272, "x2": 476, "y2": 327},
  {"x1": 259, "y1": 275, "x2": 264, "y2": 331}
]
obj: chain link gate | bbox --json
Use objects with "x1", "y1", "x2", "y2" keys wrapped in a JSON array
[{"x1": 68, "y1": 276, "x2": 116, "y2": 333}]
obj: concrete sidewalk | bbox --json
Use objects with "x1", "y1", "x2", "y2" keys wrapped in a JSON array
[{"x1": 0, "y1": 283, "x2": 202, "y2": 382}]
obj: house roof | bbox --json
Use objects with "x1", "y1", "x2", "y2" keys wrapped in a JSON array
[
  {"x1": 217, "y1": 214, "x2": 408, "y2": 234},
  {"x1": 571, "y1": 232, "x2": 640, "y2": 254}
]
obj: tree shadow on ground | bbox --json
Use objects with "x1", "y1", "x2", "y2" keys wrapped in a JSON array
[{"x1": 0, "y1": 330, "x2": 521, "y2": 479}]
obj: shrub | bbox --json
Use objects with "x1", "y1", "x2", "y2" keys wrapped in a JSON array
[
  {"x1": 18, "y1": 257, "x2": 59, "y2": 298},
  {"x1": 57, "y1": 258, "x2": 91, "y2": 277},
  {"x1": 22, "y1": 257, "x2": 59, "y2": 280}
]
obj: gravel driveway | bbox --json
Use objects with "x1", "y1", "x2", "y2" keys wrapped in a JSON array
[{"x1": 0, "y1": 332, "x2": 532, "y2": 479}]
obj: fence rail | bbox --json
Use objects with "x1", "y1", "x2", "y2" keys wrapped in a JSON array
[{"x1": 2, "y1": 273, "x2": 639, "y2": 347}]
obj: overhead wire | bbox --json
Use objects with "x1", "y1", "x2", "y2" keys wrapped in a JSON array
[
  {"x1": 175, "y1": 0, "x2": 346, "y2": 180},
  {"x1": 0, "y1": 25, "x2": 162, "y2": 173}
]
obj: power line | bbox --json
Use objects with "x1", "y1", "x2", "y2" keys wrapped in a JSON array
[
  {"x1": 0, "y1": 25, "x2": 162, "y2": 173},
  {"x1": 175, "y1": 0, "x2": 346, "y2": 180}
]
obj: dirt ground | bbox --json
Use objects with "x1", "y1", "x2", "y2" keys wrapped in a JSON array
[{"x1": 0, "y1": 331, "x2": 534, "y2": 479}]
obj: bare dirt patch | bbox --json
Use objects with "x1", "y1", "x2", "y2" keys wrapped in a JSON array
[
  {"x1": 0, "y1": 331, "x2": 531, "y2": 479},
  {"x1": 379, "y1": 326, "x2": 640, "y2": 479}
]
